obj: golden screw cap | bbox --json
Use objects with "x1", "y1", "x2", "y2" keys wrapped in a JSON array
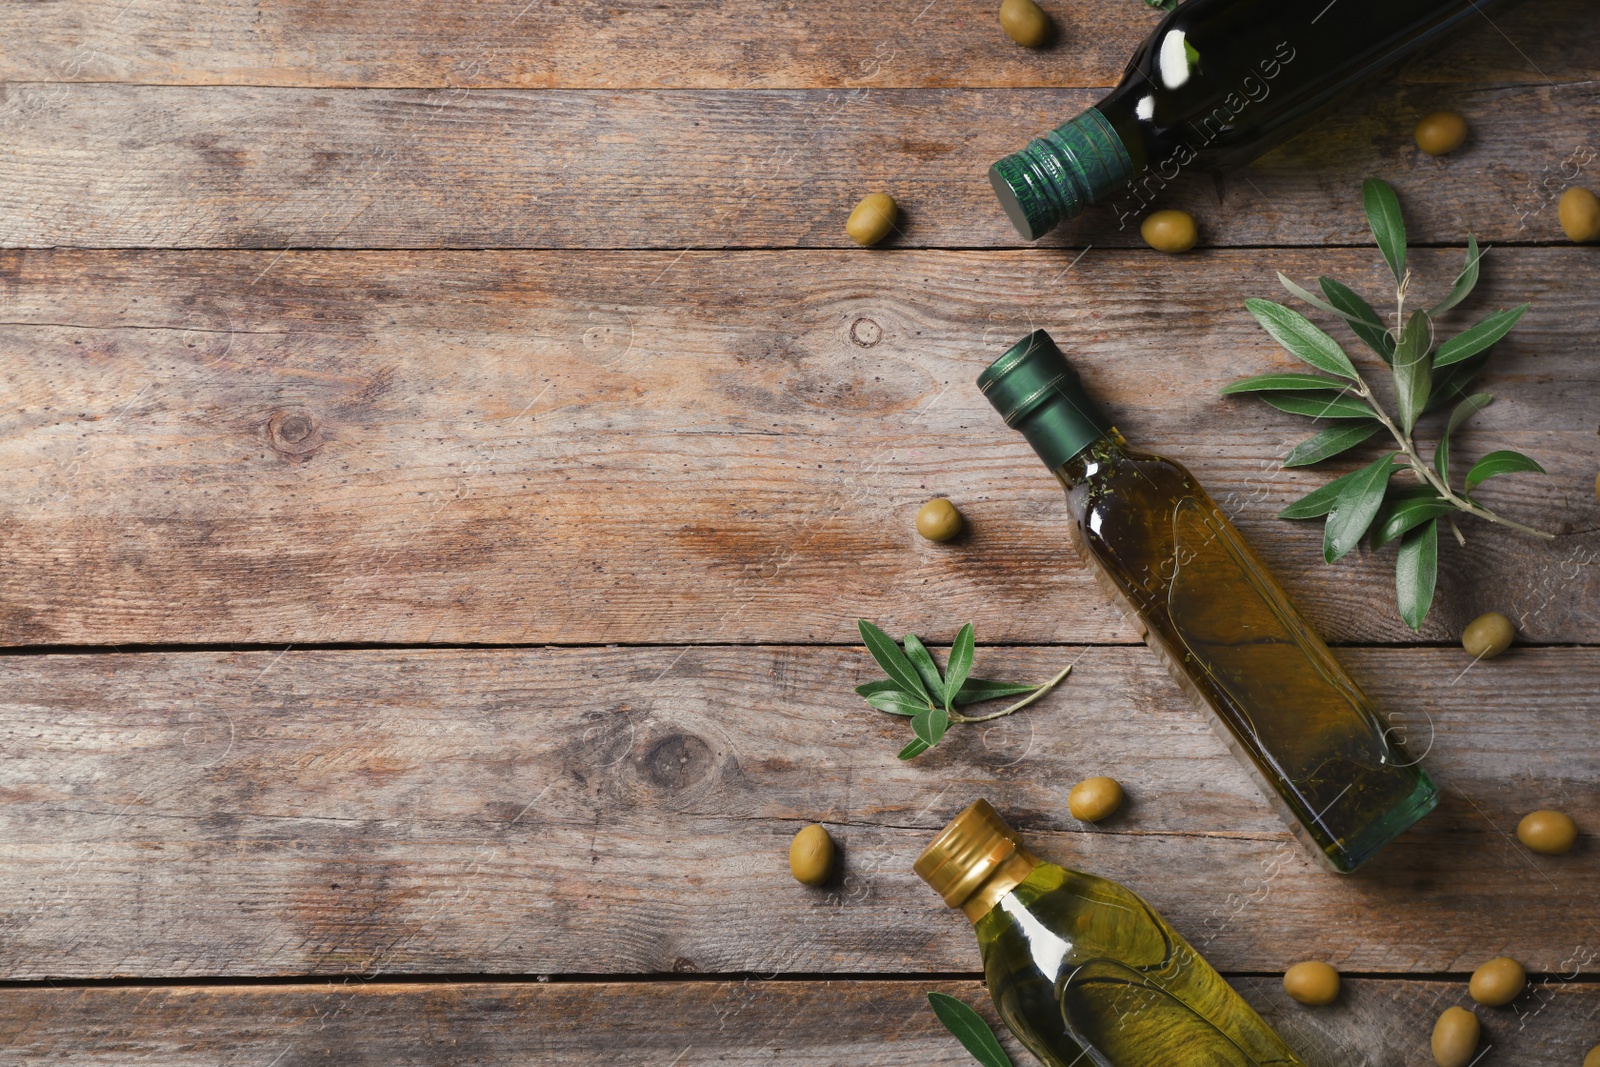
[{"x1": 915, "y1": 799, "x2": 1040, "y2": 919}]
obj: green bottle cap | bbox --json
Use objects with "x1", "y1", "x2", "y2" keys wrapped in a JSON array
[
  {"x1": 989, "y1": 107, "x2": 1132, "y2": 240},
  {"x1": 978, "y1": 330, "x2": 1111, "y2": 472}
]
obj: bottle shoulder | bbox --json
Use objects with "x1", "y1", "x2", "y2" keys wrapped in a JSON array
[
  {"x1": 975, "y1": 862, "x2": 1176, "y2": 980},
  {"x1": 1063, "y1": 439, "x2": 1204, "y2": 519}
]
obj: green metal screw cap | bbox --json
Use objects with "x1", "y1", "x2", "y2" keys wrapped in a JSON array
[
  {"x1": 989, "y1": 107, "x2": 1133, "y2": 240},
  {"x1": 978, "y1": 330, "x2": 1111, "y2": 472}
]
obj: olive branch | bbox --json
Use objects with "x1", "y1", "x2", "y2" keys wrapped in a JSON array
[
  {"x1": 854, "y1": 620, "x2": 1070, "y2": 760},
  {"x1": 1223, "y1": 178, "x2": 1552, "y2": 630}
]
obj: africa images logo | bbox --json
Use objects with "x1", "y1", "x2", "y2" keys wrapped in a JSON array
[{"x1": 1112, "y1": 40, "x2": 1299, "y2": 229}]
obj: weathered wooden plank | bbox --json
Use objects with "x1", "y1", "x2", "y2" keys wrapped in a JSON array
[
  {"x1": 1, "y1": 247, "x2": 1594, "y2": 647},
  {"x1": 2, "y1": 81, "x2": 1598, "y2": 249},
  {"x1": 1, "y1": 0, "x2": 1588, "y2": 89},
  {"x1": 2, "y1": 646, "x2": 1594, "y2": 979},
  {"x1": 2, "y1": 978, "x2": 1598, "y2": 1067}
]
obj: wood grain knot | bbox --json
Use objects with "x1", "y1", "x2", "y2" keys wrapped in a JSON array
[
  {"x1": 643, "y1": 733, "x2": 714, "y2": 790},
  {"x1": 849, "y1": 318, "x2": 882, "y2": 348},
  {"x1": 267, "y1": 408, "x2": 322, "y2": 459}
]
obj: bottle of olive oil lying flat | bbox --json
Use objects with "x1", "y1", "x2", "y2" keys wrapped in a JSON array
[
  {"x1": 989, "y1": 0, "x2": 1519, "y2": 239},
  {"x1": 979, "y1": 331, "x2": 1435, "y2": 873},
  {"x1": 918, "y1": 799, "x2": 1305, "y2": 1066}
]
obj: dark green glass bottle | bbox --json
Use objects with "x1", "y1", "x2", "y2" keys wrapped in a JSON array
[
  {"x1": 980, "y1": 331, "x2": 1435, "y2": 872},
  {"x1": 990, "y1": 0, "x2": 1520, "y2": 239},
  {"x1": 917, "y1": 799, "x2": 1306, "y2": 1066}
]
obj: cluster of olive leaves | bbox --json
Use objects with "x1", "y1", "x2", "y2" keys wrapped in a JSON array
[
  {"x1": 855, "y1": 620, "x2": 1071, "y2": 760},
  {"x1": 1224, "y1": 178, "x2": 1550, "y2": 630}
]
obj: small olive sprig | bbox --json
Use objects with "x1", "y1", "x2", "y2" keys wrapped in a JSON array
[
  {"x1": 1223, "y1": 178, "x2": 1552, "y2": 630},
  {"x1": 855, "y1": 619, "x2": 1071, "y2": 760}
]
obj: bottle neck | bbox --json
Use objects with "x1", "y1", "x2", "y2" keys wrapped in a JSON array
[
  {"x1": 1013, "y1": 391, "x2": 1116, "y2": 475},
  {"x1": 977, "y1": 329, "x2": 1114, "y2": 477},
  {"x1": 959, "y1": 850, "x2": 1042, "y2": 924}
]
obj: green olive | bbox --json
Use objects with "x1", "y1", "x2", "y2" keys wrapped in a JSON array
[
  {"x1": 916, "y1": 498, "x2": 964, "y2": 542},
  {"x1": 1414, "y1": 111, "x2": 1469, "y2": 156},
  {"x1": 999, "y1": 0, "x2": 1051, "y2": 46},
  {"x1": 1431, "y1": 1006, "x2": 1480, "y2": 1067},
  {"x1": 1282, "y1": 961, "x2": 1341, "y2": 1006},
  {"x1": 846, "y1": 193, "x2": 898, "y2": 247},
  {"x1": 1585, "y1": 1042, "x2": 1600, "y2": 1067},
  {"x1": 1559, "y1": 187, "x2": 1600, "y2": 242},
  {"x1": 1517, "y1": 809, "x2": 1578, "y2": 855},
  {"x1": 1067, "y1": 776, "x2": 1124, "y2": 822},
  {"x1": 1461, "y1": 612, "x2": 1514, "y2": 659},
  {"x1": 789, "y1": 823, "x2": 836, "y2": 885},
  {"x1": 1469, "y1": 957, "x2": 1525, "y2": 1006},
  {"x1": 1141, "y1": 209, "x2": 1198, "y2": 253}
]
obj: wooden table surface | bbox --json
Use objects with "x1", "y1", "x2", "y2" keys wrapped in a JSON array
[{"x1": 2, "y1": 1, "x2": 1597, "y2": 1063}]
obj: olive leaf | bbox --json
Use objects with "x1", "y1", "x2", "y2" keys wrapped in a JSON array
[
  {"x1": 1362, "y1": 177, "x2": 1407, "y2": 285},
  {"x1": 943, "y1": 624, "x2": 975, "y2": 712},
  {"x1": 1433, "y1": 305, "x2": 1528, "y2": 368},
  {"x1": 912, "y1": 706, "x2": 950, "y2": 747},
  {"x1": 1395, "y1": 518, "x2": 1439, "y2": 632},
  {"x1": 898, "y1": 737, "x2": 931, "y2": 760},
  {"x1": 1464, "y1": 450, "x2": 1545, "y2": 492},
  {"x1": 1246, "y1": 299, "x2": 1359, "y2": 380},
  {"x1": 956, "y1": 678, "x2": 1041, "y2": 702},
  {"x1": 1220, "y1": 372, "x2": 1353, "y2": 394},
  {"x1": 858, "y1": 619, "x2": 930, "y2": 702},
  {"x1": 1278, "y1": 457, "x2": 1403, "y2": 520},
  {"x1": 1430, "y1": 234, "x2": 1482, "y2": 315},
  {"x1": 1323, "y1": 452, "x2": 1399, "y2": 562},
  {"x1": 927, "y1": 992, "x2": 1015, "y2": 1067},
  {"x1": 1258, "y1": 391, "x2": 1375, "y2": 420},
  {"x1": 865, "y1": 691, "x2": 927, "y2": 717},
  {"x1": 902, "y1": 633, "x2": 946, "y2": 706},
  {"x1": 1284, "y1": 422, "x2": 1382, "y2": 468},
  {"x1": 1226, "y1": 179, "x2": 1551, "y2": 629},
  {"x1": 1371, "y1": 488, "x2": 1455, "y2": 547},
  {"x1": 1278, "y1": 271, "x2": 1397, "y2": 354},
  {"x1": 1319, "y1": 277, "x2": 1394, "y2": 363},
  {"x1": 1390, "y1": 309, "x2": 1434, "y2": 434},
  {"x1": 1276, "y1": 271, "x2": 1342, "y2": 316},
  {"x1": 855, "y1": 620, "x2": 1070, "y2": 760},
  {"x1": 1435, "y1": 393, "x2": 1493, "y2": 481}
]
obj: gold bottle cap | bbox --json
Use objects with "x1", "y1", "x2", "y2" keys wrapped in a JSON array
[{"x1": 915, "y1": 799, "x2": 1040, "y2": 921}]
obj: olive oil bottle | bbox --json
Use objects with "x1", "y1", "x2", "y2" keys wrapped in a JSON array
[
  {"x1": 917, "y1": 799, "x2": 1305, "y2": 1066},
  {"x1": 989, "y1": 0, "x2": 1519, "y2": 239},
  {"x1": 980, "y1": 331, "x2": 1434, "y2": 872}
]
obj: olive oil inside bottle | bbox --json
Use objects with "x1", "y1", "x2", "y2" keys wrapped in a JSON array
[
  {"x1": 1060, "y1": 432, "x2": 1435, "y2": 870},
  {"x1": 980, "y1": 865, "x2": 1302, "y2": 1066}
]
